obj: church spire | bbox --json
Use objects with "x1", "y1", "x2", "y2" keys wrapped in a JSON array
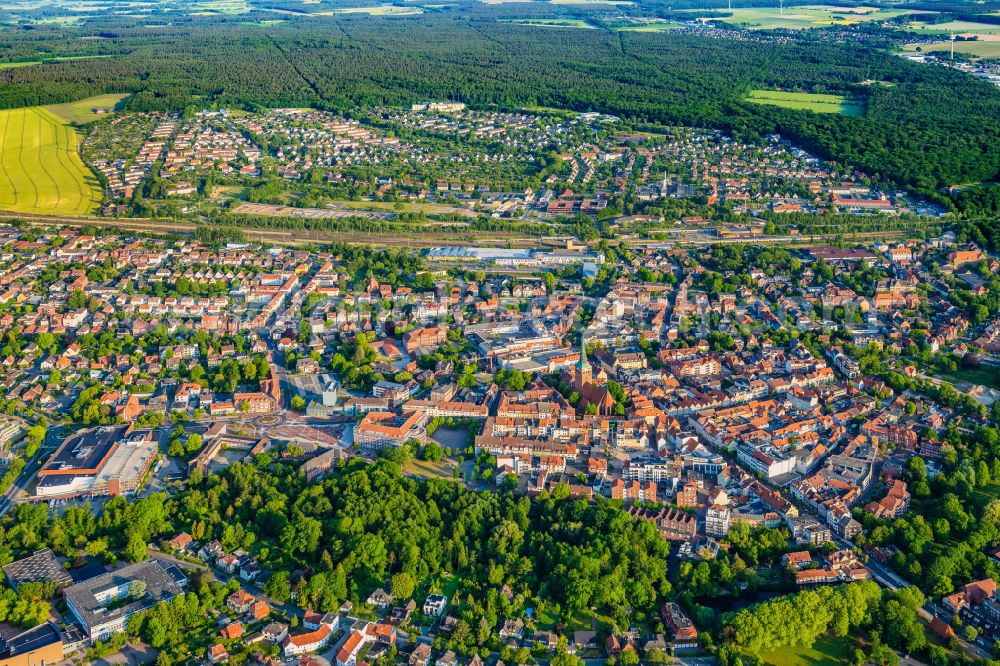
[
  {"x1": 575, "y1": 335, "x2": 592, "y2": 388},
  {"x1": 578, "y1": 335, "x2": 590, "y2": 371}
]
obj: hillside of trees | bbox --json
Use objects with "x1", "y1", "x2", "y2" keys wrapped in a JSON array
[{"x1": 0, "y1": 455, "x2": 675, "y2": 651}]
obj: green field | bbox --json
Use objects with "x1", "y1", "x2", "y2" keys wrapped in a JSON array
[
  {"x1": 327, "y1": 5, "x2": 423, "y2": 15},
  {"x1": 0, "y1": 0, "x2": 248, "y2": 21},
  {"x1": 747, "y1": 90, "x2": 866, "y2": 116},
  {"x1": 522, "y1": 105, "x2": 579, "y2": 117},
  {"x1": 508, "y1": 18, "x2": 596, "y2": 28},
  {"x1": 693, "y1": 5, "x2": 907, "y2": 30},
  {"x1": 46, "y1": 93, "x2": 129, "y2": 125},
  {"x1": 0, "y1": 54, "x2": 113, "y2": 71},
  {"x1": 615, "y1": 20, "x2": 684, "y2": 31},
  {"x1": 760, "y1": 635, "x2": 862, "y2": 666},
  {"x1": 0, "y1": 61, "x2": 43, "y2": 70},
  {"x1": 188, "y1": 0, "x2": 249, "y2": 14},
  {"x1": 549, "y1": 0, "x2": 634, "y2": 5},
  {"x1": 905, "y1": 20, "x2": 1000, "y2": 35},
  {"x1": 0, "y1": 106, "x2": 102, "y2": 216},
  {"x1": 905, "y1": 39, "x2": 1000, "y2": 59}
]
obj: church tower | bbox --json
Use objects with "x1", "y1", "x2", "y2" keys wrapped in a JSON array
[{"x1": 575, "y1": 337, "x2": 592, "y2": 388}]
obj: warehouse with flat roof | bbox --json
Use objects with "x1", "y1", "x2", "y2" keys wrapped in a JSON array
[
  {"x1": 63, "y1": 560, "x2": 186, "y2": 642},
  {"x1": 35, "y1": 426, "x2": 157, "y2": 499}
]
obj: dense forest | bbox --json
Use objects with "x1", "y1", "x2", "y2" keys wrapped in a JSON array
[{"x1": 1, "y1": 12, "x2": 999, "y2": 211}]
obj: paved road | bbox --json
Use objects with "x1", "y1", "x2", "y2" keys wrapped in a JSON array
[{"x1": 0, "y1": 427, "x2": 63, "y2": 517}]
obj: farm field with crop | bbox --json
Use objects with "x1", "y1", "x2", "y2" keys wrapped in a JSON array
[
  {"x1": 0, "y1": 106, "x2": 102, "y2": 216},
  {"x1": 327, "y1": 5, "x2": 423, "y2": 15},
  {"x1": 905, "y1": 39, "x2": 1000, "y2": 58},
  {"x1": 904, "y1": 19, "x2": 1000, "y2": 35},
  {"x1": 692, "y1": 5, "x2": 907, "y2": 30}
]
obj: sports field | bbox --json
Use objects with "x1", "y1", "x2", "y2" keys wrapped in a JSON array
[
  {"x1": 747, "y1": 90, "x2": 866, "y2": 116},
  {"x1": 693, "y1": 5, "x2": 908, "y2": 30},
  {"x1": 0, "y1": 106, "x2": 102, "y2": 216}
]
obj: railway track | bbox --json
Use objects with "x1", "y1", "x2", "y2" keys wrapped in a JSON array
[
  {"x1": 0, "y1": 210, "x2": 545, "y2": 249},
  {"x1": 0, "y1": 210, "x2": 925, "y2": 251}
]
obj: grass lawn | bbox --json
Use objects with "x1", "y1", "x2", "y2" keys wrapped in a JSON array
[
  {"x1": 533, "y1": 605, "x2": 560, "y2": 631},
  {"x1": 522, "y1": 105, "x2": 579, "y2": 118},
  {"x1": 760, "y1": 634, "x2": 863, "y2": 666},
  {"x1": 211, "y1": 185, "x2": 249, "y2": 199},
  {"x1": 948, "y1": 181, "x2": 1000, "y2": 192},
  {"x1": 439, "y1": 572, "x2": 462, "y2": 599},
  {"x1": 933, "y1": 366, "x2": 1000, "y2": 390},
  {"x1": 403, "y1": 458, "x2": 458, "y2": 481},
  {"x1": 970, "y1": 481, "x2": 1000, "y2": 513},
  {"x1": 46, "y1": 93, "x2": 129, "y2": 125},
  {"x1": 747, "y1": 90, "x2": 865, "y2": 116},
  {"x1": 0, "y1": 105, "x2": 102, "y2": 216},
  {"x1": 533, "y1": 604, "x2": 616, "y2": 635}
]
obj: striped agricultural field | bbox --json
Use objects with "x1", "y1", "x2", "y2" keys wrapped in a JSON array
[{"x1": 0, "y1": 106, "x2": 101, "y2": 216}]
